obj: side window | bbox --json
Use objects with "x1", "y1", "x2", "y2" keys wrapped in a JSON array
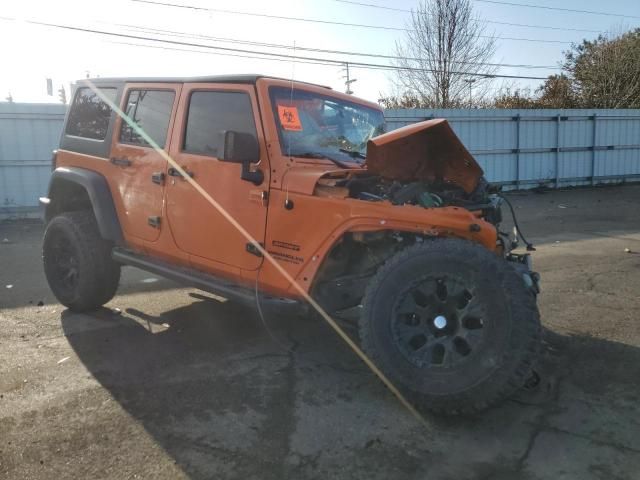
[
  {"x1": 65, "y1": 87, "x2": 117, "y2": 140},
  {"x1": 183, "y1": 91, "x2": 258, "y2": 159},
  {"x1": 120, "y1": 90, "x2": 175, "y2": 148}
]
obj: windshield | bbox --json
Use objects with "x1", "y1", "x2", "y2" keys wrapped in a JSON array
[{"x1": 270, "y1": 87, "x2": 386, "y2": 164}]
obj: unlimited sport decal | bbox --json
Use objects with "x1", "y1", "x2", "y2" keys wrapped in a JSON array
[{"x1": 269, "y1": 240, "x2": 304, "y2": 264}]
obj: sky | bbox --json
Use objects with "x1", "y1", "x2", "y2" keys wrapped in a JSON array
[{"x1": 1, "y1": 0, "x2": 639, "y2": 104}]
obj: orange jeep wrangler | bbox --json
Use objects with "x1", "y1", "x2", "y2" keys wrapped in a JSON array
[{"x1": 41, "y1": 75, "x2": 541, "y2": 414}]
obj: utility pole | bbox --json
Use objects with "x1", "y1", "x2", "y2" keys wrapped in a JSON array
[
  {"x1": 464, "y1": 78, "x2": 476, "y2": 107},
  {"x1": 58, "y1": 85, "x2": 67, "y2": 105},
  {"x1": 342, "y1": 63, "x2": 357, "y2": 95}
]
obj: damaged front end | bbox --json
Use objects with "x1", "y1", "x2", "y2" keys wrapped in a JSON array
[
  {"x1": 366, "y1": 119, "x2": 483, "y2": 193},
  {"x1": 346, "y1": 119, "x2": 505, "y2": 231},
  {"x1": 309, "y1": 118, "x2": 540, "y2": 314},
  {"x1": 364, "y1": 118, "x2": 539, "y2": 291}
]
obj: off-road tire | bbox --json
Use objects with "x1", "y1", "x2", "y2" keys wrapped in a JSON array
[
  {"x1": 43, "y1": 211, "x2": 121, "y2": 312},
  {"x1": 360, "y1": 238, "x2": 541, "y2": 415}
]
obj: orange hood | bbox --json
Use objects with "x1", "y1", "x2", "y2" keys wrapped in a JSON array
[{"x1": 366, "y1": 119, "x2": 483, "y2": 194}]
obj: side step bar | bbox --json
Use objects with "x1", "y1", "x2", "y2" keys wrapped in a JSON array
[{"x1": 112, "y1": 247, "x2": 300, "y2": 309}]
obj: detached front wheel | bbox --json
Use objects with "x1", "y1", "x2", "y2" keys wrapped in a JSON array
[{"x1": 360, "y1": 238, "x2": 540, "y2": 415}]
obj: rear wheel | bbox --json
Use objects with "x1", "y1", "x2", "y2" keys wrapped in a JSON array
[
  {"x1": 43, "y1": 211, "x2": 120, "y2": 312},
  {"x1": 360, "y1": 238, "x2": 540, "y2": 415}
]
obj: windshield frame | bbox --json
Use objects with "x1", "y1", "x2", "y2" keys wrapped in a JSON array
[{"x1": 268, "y1": 86, "x2": 386, "y2": 165}]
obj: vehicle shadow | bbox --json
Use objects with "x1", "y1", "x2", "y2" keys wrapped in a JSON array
[
  {"x1": 0, "y1": 273, "x2": 184, "y2": 309},
  {"x1": 60, "y1": 299, "x2": 640, "y2": 479}
]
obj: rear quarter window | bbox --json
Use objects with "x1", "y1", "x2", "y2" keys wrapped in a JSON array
[
  {"x1": 120, "y1": 89, "x2": 175, "y2": 148},
  {"x1": 65, "y1": 87, "x2": 117, "y2": 140}
]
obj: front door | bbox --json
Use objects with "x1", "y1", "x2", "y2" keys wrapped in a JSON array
[
  {"x1": 109, "y1": 83, "x2": 181, "y2": 243},
  {"x1": 165, "y1": 83, "x2": 270, "y2": 271}
]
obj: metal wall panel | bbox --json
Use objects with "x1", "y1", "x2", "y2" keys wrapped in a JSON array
[
  {"x1": 2, "y1": 104, "x2": 640, "y2": 218},
  {"x1": 385, "y1": 108, "x2": 640, "y2": 189},
  {"x1": 0, "y1": 103, "x2": 65, "y2": 217}
]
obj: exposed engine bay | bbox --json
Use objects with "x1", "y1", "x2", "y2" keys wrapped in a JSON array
[
  {"x1": 315, "y1": 173, "x2": 504, "y2": 226},
  {"x1": 312, "y1": 117, "x2": 504, "y2": 223},
  {"x1": 311, "y1": 173, "x2": 539, "y2": 313},
  {"x1": 348, "y1": 174, "x2": 501, "y2": 221}
]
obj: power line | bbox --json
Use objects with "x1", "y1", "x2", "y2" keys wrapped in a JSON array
[
  {"x1": 131, "y1": 0, "x2": 410, "y2": 32},
  {"x1": 115, "y1": 22, "x2": 560, "y2": 70},
  {"x1": 472, "y1": 0, "x2": 640, "y2": 20},
  {"x1": 0, "y1": 16, "x2": 551, "y2": 81},
  {"x1": 110, "y1": 40, "x2": 340, "y2": 67},
  {"x1": 131, "y1": 0, "x2": 577, "y2": 45},
  {"x1": 332, "y1": 0, "x2": 603, "y2": 33}
]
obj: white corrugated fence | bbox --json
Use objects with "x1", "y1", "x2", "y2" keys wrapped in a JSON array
[
  {"x1": 0, "y1": 103, "x2": 65, "y2": 218},
  {"x1": 386, "y1": 108, "x2": 640, "y2": 189},
  {"x1": 1, "y1": 103, "x2": 640, "y2": 218}
]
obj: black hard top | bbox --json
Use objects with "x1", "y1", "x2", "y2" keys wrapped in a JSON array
[{"x1": 86, "y1": 74, "x2": 330, "y2": 89}]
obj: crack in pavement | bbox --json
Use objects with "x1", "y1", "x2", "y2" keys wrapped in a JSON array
[
  {"x1": 514, "y1": 340, "x2": 569, "y2": 474},
  {"x1": 515, "y1": 332, "x2": 640, "y2": 476},
  {"x1": 540, "y1": 425, "x2": 640, "y2": 455},
  {"x1": 583, "y1": 231, "x2": 640, "y2": 244},
  {"x1": 254, "y1": 335, "x2": 300, "y2": 479}
]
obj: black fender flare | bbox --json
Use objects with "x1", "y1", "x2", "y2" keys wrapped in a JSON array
[{"x1": 43, "y1": 167, "x2": 124, "y2": 245}]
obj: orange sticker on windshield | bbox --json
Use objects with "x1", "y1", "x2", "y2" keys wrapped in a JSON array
[{"x1": 278, "y1": 105, "x2": 302, "y2": 131}]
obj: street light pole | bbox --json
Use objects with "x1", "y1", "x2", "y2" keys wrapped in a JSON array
[
  {"x1": 342, "y1": 62, "x2": 357, "y2": 95},
  {"x1": 464, "y1": 78, "x2": 476, "y2": 107}
]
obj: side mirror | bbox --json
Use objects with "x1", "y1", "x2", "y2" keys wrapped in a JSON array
[{"x1": 222, "y1": 130, "x2": 264, "y2": 185}]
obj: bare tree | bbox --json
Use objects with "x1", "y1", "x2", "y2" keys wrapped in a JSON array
[{"x1": 392, "y1": 0, "x2": 497, "y2": 108}]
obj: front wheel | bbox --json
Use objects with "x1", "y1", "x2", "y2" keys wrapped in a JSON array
[
  {"x1": 43, "y1": 211, "x2": 121, "y2": 312},
  {"x1": 359, "y1": 238, "x2": 541, "y2": 415}
]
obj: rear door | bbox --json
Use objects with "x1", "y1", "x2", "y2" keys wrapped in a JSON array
[
  {"x1": 165, "y1": 83, "x2": 269, "y2": 271},
  {"x1": 109, "y1": 83, "x2": 181, "y2": 243}
]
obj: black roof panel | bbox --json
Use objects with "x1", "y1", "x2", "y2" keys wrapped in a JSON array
[{"x1": 85, "y1": 74, "x2": 331, "y2": 89}]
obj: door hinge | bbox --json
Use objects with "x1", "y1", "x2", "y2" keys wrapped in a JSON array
[
  {"x1": 151, "y1": 172, "x2": 165, "y2": 185},
  {"x1": 250, "y1": 190, "x2": 269, "y2": 206},
  {"x1": 246, "y1": 242, "x2": 264, "y2": 257},
  {"x1": 148, "y1": 216, "x2": 161, "y2": 228}
]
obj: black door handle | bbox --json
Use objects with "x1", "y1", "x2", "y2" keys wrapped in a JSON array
[
  {"x1": 167, "y1": 167, "x2": 194, "y2": 179},
  {"x1": 110, "y1": 157, "x2": 132, "y2": 167},
  {"x1": 151, "y1": 172, "x2": 165, "y2": 185}
]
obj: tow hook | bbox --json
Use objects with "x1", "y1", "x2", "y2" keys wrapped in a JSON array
[
  {"x1": 522, "y1": 271, "x2": 541, "y2": 294},
  {"x1": 507, "y1": 253, "x2": 541, "y2": 294}
]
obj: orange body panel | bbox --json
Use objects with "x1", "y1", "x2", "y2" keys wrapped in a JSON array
[
  {"x1": 110, "y1": 84, "x2": 182, "y2": 244},
  {"x1": 366, "y1": 119, "x2": 483, "y2": 194},
  {"x1": 56, "y1": 77, "x2": 498, "y2": 300},
  {"x1": 255, "y1": 190, "x2": 496, "y2": 297},
  {"x1": 165, "y1": 83, "x2": 270, "y2": 273}
]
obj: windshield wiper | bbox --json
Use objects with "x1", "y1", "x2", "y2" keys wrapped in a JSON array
[
  {"x1": 339, "y1": 148, "x2": 366, "y2": 160},
  {"x1": 293, "y1": 152, "x2": 354, "y2": 169}
]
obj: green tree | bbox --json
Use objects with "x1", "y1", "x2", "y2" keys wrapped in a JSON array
[
  {"x1": 493, "y1": 87, "x2": 537, "y2": 109},
  {"x1": 563, "y1": 29, "x2": 640, "y2": 108},
  {"x1": 378, "y1": 92, "x2": 428, "y2": 109},
  {"x1": 535, "y1": 74, "x2": 577, "y2": 108},
  {"x1": 493, "y1": 29, "x2": 640, "y2": 109}
]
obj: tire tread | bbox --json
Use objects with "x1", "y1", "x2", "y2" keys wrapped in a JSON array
[
  {"x1": 360, "y1": 238, "x2": 541, "y2": 415},
  {"x1": 43, "y1": 210, "x2": 120, "y2": 311}
]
